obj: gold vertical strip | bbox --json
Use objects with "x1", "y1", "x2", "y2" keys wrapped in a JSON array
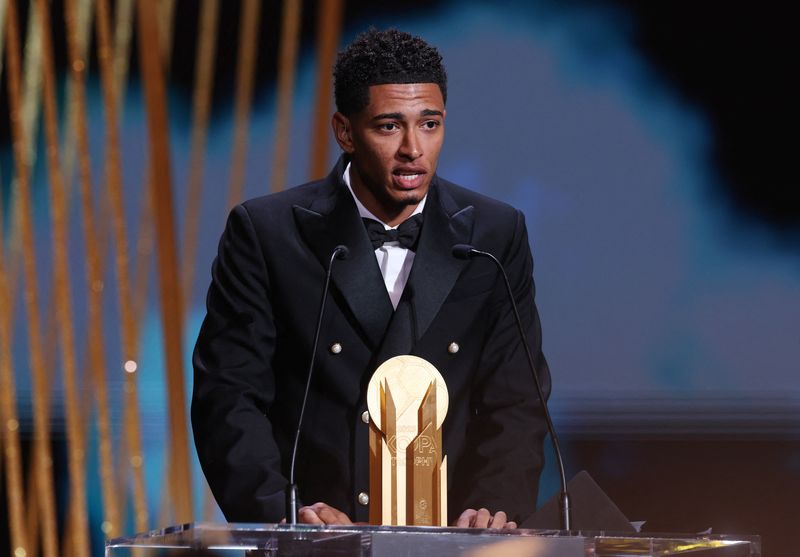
[
  {"x1": 36, "y1": 0, "x2": 90, "y2": 556},
  {"x1": 309, "y1": 0, "x2": 344, "y2": 180},
  {"x1": 226, "y1": 0, "x2": 261, "y2": 209},
  {"x1": 130, "y1": 0, "x2": 176, "y2": 525},
  {"x1": 0, "y1": 0, "x2": 6, "y2": 70},
  {"x1": 64, "y1": 0, "x2": 122, "y2": 540},
  {"x1": 0, "y1": 253, "x2": 27, "y2": 557},
  {"x1": 3, "y1": 3, "x2": 56, "y2": 557},
  {"x1": 4, "y1": 0, "x2": 45, "y2": 368},
  {"x1": 270, "y1": 0, "x2": 303, "y2": 193},
  {"x1": 0, "y1": 137, "x2": 28, "y2": 557},
  {"x1": 27, "y1": 314, "x2": 61, "y2": 557},
  {"x1": 21, "y1": 0, "x2": 44, "y2": 168},
  {"x1": 144, "y1": 24, "x2": 178, "y2": 522},
  {"x1": 131, "y1": 0, "x2": 173, "y2": 344},
  {"x1": 157, "y1": 0, "x2": 177, "y2": 67},
  {"x1": 2, "y1": 0, "x2": 45, "y2": 337},
  {"x1": 59, "y1": 0, "x2": 94, "y2": 201},
  {"x1": 135, "y1": 0, "x2": 193, "y2": 523},
  {"x1": 181, "y1": 0, "x2": 219, "y2": 300},
  {"x1": 20, "y1": 11, "x2": 56, "y2": 554},
  {"x1": 112, "y1": 0, "x2": 133, "y2": 113},
  {"x1": 133, "y1": 0, "x2": 172, "y2": 333},
  {"x1": 95, "y1": 0, "x2": 149, "y2": 532},
  {"x1": 9, "y1": 2, "x2": 50, "y2": 555}
]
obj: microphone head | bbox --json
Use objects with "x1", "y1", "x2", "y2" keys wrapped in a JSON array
[
  {"x1": 333, "y1": 245, "x2": 350, "y2": 260},
  {"x1": 451, "y1": 244, "x2": 476, "y2": 260}
]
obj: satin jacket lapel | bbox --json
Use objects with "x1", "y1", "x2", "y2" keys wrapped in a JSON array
[
  {"x1": 292, "y1": 171, "x2": 394, "y2": 349},
  {"x1": 407, "y1": 178, "x2": 474, "y2": 342}
]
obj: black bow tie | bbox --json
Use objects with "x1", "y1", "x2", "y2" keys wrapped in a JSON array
[{"x1": 363, "y1": 214, "x2": 423, "y2": 251}]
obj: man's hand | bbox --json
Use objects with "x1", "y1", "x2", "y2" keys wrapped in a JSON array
[
  {"x1": 455, "y1": 508, "x2": 517, "y2": 530},
  {"x1": 297, "y1": 502, "x2": 353, "y2": 525}
]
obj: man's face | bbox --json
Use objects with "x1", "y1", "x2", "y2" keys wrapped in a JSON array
[{"x1": 333, "y1": 83, "x2": 446, "y2": 226}]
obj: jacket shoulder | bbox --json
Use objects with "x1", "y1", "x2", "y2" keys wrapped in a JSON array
[
  {"x1": 239, "y1": 178, "x2": 333, "y2": 216},
  {"x1": 436, "y1": 176, "x2": 520, "y2": 219}
]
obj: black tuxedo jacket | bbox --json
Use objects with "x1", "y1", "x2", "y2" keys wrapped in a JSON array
[{"x1": 192, "y1": 156, "x2": 551, "y2": 524}]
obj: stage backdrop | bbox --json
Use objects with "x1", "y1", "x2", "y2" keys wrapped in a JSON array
[{"x1": 0, "y1": 1, "x2": 797, "y2": 556}]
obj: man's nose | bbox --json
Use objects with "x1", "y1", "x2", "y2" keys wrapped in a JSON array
[{"x1": 398, "y1": 130, "x2": 422, "y2": 160}]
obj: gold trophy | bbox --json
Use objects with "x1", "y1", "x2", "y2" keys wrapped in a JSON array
[{"x1": 366, "y1": 355, "x2": 449, "y2": 526}]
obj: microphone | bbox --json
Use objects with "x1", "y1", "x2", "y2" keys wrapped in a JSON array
[
  {"x1": 451, "y1": 243, "x2": 572, "y2": 531},
  {"x1": 286, "y1": 244, "x2": 349, "y2": 524}
]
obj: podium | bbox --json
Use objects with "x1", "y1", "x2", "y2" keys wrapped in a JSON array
[{"x1": 106, "y1": 522, "x2": 759, "y2": 557}]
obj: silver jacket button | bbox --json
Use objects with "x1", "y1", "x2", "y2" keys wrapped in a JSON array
[
  {"x1": 329, "y1": 342, "x2": 342, "y2": 354},
  {"x1": 361, "y1": 410, "x2": 370, "y2": 424},
  {"x1": 447, "y1": 342, "x2": 459, "y2": 354},
  {"x1": 358, "y1": 492, "x2": 369, "y2": 506}
]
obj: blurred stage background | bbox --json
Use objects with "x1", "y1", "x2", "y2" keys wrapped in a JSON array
[{"x1": 0, "y1": 0, "x2": 797, "y2": 555}]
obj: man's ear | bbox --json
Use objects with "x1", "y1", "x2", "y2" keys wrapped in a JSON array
[{"x1": 332, "y1": 112, "x2": 354, "y2": 153}]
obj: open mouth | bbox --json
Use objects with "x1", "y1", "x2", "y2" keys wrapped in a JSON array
[{"x1": 393, "y1": 168, "x2": 426, "y2": 189}]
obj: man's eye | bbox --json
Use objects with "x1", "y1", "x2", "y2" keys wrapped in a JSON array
[
  {"x1": 379, "y1": 123, "x2": 398, "y2": 131},
  {"x1": 422, "y1": 120, "x2": 440, "y2": 129}
]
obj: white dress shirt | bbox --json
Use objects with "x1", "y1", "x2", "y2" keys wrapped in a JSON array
[{"x1": 343, "y1": 163, "x2": 426, "y2": 309}]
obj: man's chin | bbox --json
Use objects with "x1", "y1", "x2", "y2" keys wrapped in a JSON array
[
  {"x1": 394, "y1": 187, "x2": 428, "y2": 206},
  {"x1": 402, "y1": 194, "x2": 424, "y2": 206}
]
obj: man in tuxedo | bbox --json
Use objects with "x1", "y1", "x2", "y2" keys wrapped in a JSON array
[{"x1": 192, "y1": 28, "x2": 550, "y2": 528}]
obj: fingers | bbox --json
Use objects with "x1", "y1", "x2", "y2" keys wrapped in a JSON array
[
  {"x1": 297, "y1": 502, "x2": 353, "y2": 525},
  {"x1": 297, "y1": 502, "x2": 515, "y2": 529},
  {"x1": 297, "y1": 506, "x2": 324, "y2": 524},
  {"x1": 455, "y1": 508, "x2": 518, "y2": 529},
  {"x1": 456, "y1": 508, "x2": 478, "y2": 528},
  {"x1": 472, "y1": 508, "x2": 493, "y2": 529},
  {"x1": 487, "y1": 510, "x2": 507, "y2": 529},
  {"x1": 487, "y1": 511, "x2": 516, "y2": 530},
  {"x1": 315, "y1": 503, "x2": 353, "y2": 525}
]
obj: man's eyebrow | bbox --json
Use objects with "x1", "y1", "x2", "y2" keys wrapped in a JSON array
[
  {"x1": 421, "y1": 109, "x2": 443, "y2": 117},
  {"x1": 372, "y1": 112, "x2": 404, "y2": 121},
  {"x1": 371, "y1": 109, "x2": 444, "y2": 121}
]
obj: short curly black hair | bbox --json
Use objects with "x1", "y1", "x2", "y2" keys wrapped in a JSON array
[{"x1": 333, "y1": 28, "x2": 447, "y2": 116}]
